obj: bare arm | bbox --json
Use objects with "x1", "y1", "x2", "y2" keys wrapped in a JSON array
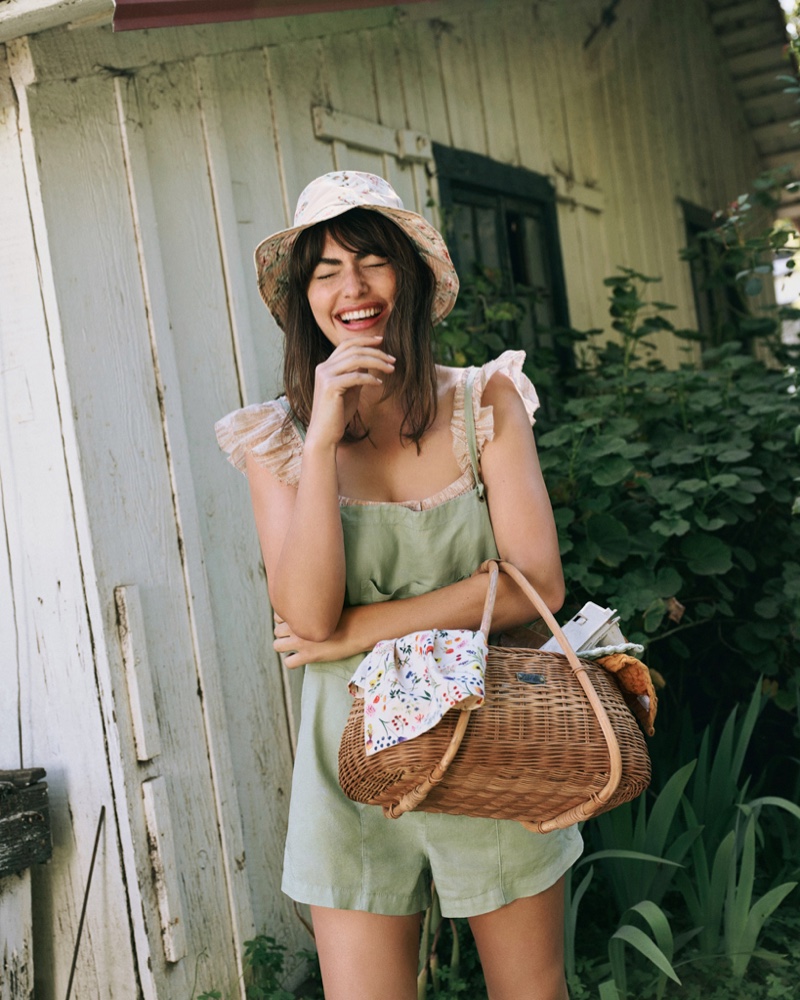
[
  {"x1": 248, "y1": 333, "x2": 395, "y2": 641},
  {"x1": 274, "y1": 372, "x2": 564, "y2": 665}
]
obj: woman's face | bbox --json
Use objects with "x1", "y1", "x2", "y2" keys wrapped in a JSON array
[{"x1": 306, "y1": 233, "x2": 397, "y2": 347}]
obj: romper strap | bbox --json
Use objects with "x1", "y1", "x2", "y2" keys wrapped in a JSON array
[
  {"x1": 278, "y1": 396, "x2": 307, "y2": 441},
  {"x1": 463, "y1": 369, "x2": 486, "y2": 501}
]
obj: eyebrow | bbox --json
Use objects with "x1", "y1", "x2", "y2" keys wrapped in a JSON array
[{"x1": 315, "y1": 250, "x2": 386, "y2": 266}]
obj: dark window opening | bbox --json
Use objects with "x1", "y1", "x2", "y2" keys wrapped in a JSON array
[
  {"x1": 433, "y1": 145, "x2": 573, "y2": 391},
  {"x1": 682, "y1": 200, "x2": 744, "y2": 347}
]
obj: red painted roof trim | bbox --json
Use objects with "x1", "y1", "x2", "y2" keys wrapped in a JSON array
[{"x1": 113, "y1": 0, "x2": 434, "y2": 32}]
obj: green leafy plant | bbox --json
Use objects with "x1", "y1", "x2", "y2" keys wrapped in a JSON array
[
  {"x1": 536, "y1": 268, "x2": 800, "y2": 724},
  {"x1": 680, "y1": 175, "x2": 800, "y2": 358},
  {"x1": 418, "y1": 885, "x2": 460, "y2": 998},
  {"x1": 193, "y1": 935, "x2": 322, "y2": 1000}
]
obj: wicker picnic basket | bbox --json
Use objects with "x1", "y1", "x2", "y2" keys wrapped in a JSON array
[{"x1": 338, "y1": 560, "x2": 651, "y2": 832}]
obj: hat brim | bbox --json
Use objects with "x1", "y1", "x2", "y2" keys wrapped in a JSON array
[{"x1": 254, "y1": 204, "x2": 459, "y2": 330}]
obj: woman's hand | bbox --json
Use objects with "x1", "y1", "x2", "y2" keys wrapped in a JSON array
[
  {"x1": 273, "y1": 609, "x2": 364, "y2": 667},
  {"x1": 306, "y1": 335, "x2": 395, "y2": 448}
]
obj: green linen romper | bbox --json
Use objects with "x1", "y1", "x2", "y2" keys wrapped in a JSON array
[{"x1": 216, "y1": 353, "x2": 583, "y2": 918}]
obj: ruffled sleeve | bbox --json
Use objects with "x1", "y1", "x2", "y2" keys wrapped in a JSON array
[
  {"x1": 452, "y1": 350, "x2": 540, "y2": 474},
  {"x1": 214, "y1": 399, "x2": 303, "y2": 486}
]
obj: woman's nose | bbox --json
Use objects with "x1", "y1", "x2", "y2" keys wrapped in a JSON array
[{"x1": 341, "y1": 263, "x2": 369, "y2": 296}]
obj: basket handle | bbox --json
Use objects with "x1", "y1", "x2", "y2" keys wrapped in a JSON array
[
  {"x1": 382, "y1": 560, "x2": 499, "y2": 819},
  {"x1": 384, "y1": 560, "x2": 624, "y2": 831}
]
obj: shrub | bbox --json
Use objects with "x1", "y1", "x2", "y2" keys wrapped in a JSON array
[{"x1": 533, "y1": 268, "x2": 800, "y2": 728}]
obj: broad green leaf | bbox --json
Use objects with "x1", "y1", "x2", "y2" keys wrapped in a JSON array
[
  {"x1": 680, "y1": 533, "x2": 733, "y2": 575},
  {"x1": 538, "y1": 425, "x2": 575, "y2": 447},
  {"x1": 643, "y1": 598, "x2": 666, "y2": 633},
  {"x1": 710, "y1": 473, "x2": 741, "y2": 488},
  {"x1": 694, "y1": 512, "x2": 726, "y2": 531},
  {"x1": 754, "y1": 597, "x2": 780, "y2": 619},
  {"x1": 553, "y1": 506, "x2": 574, "y2": 528},
  {"x1": 676, "y1": 478, "x2": 707, "y2": 493},
  {"x1": 586, "y1": 513, "x2": 631, "y2": 566},
  {"x1": 655, "y1": 566, "x2": 683, "y2": 596},
  {"x1": 592, "y1": 457, "x2": 635, "y2": 487},
  {"x1": 651, "y1": 516, "x2": 691, "y2": 537},
  {"x1": 717, "y1": 449, "x2": 752, "y2": 463}
]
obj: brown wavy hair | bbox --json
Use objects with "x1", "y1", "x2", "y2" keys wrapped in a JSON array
[{"x1": 282, "y1": 208, "x2": 438, "y2": 447}]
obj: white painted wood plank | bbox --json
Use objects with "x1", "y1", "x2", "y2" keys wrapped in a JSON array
[
  {"x1": 322, "y1": 29, "x2": 386, "y2": 177},
  {"x1": 502, "y1": 4, "x2": 548, "y2": 175},
  {"x1": 313, "y1": 105, "x2": 398, "y2": 156},
  {"x1": 0, "y1": 0, "x2": 111, "y2": 44},
  {"x1": 18, "y1": 67, "x2": 238, "y2": 996},
  {"x1": 410, "y1": 17, "x2": 451, "y2": 147},
  {"x1": 390, "y1": 20, "x2": 443, "y2": 224},
  {"x1": 0, "y1": 872, "x2": 33, "y2": 1000},
  {"x1": 323, "y1": 27, "x2": 380, "y2": 123},
  {"x1": 199, "y1": 46, "x2": 305, "y2": 748},
  {"x1": 267, "y1": 38, "x2": 336, "y2": 206},
  {"x1": 1, "y1": 53, "x2": 146, "y2": 1000},
  {"x1": 528, "y1": 3, "x2": 571, "y2": 178},
  {"x1": 554, "y1": 14, "x2": 599, "y2": 189},
  {"x1": 392, "y1": 17, "x2": 430, "y2": 138},
  {"x1": 142, "y1": 777, "x2": 188, "y2": 963},
  {"x1": 370, "y1": 25, "x2": 429, "y2": 199},
  {"x1": 195, "y1": 55, "x2": 265, "y2": 407},
  {"x1": 8, "y1": 6, "x2": 399, "y2": 80},
  {"x1": 471, "y1": 6, "x2": 519, "y2": 166},
  {"x1": 434, "y1": 12, "x2": 487, "y2": 156},
  {"x1": 115, "y1": 585, "x2": 162, "y2": 762},
  {"x1": 0, "y1": 421, "x2": 21, "y2": 774},
  {"x1": 197, "y1": 48, "x2": 287, "y2": 401},
  {"x1": 125, "y1": 58, "x2": 300, "y2": 950}
]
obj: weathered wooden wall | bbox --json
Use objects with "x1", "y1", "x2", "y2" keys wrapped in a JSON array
[{"x1": 0, "y1": 1, "x2": 765, "y2": 997}]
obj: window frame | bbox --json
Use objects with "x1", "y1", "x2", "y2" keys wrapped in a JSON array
[{"x1": 433, "y1": 143, "x2": 572, "y2": 371}]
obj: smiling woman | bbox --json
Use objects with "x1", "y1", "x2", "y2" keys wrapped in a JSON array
[
  {"x1": 215, "y1": 171, "x2": 579, "y2": 1000},
  {"x1": 284, "y1": 206, "x2": 438, "y2": 445},
  {"x1": 308, "y1": 239, "x2": 396, "y2": 338}
]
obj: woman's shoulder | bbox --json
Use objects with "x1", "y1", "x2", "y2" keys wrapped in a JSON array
[
  {"x1": 474, "y1": 351, "x2": 539, "y2": 420},
  {"x1": 454, "y1": 349, "x2": 539, "y2": 423},
  {"x1": 215, "y1": 398, "x2": 303, "y2": 484},
  {"x1": 447, "y1": 351, "x2": 539, "y2": 467}
]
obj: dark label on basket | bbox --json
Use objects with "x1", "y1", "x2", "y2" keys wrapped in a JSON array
[{"x1": 516, "y1": 672, "x2": 546, "y2": 685}]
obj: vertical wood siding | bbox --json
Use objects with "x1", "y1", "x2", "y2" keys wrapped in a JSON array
[
  {"x1": 1, "y1": 2, "x2": 767, "y2": 995},
  {"x1": 0, "y1": 55, "x2": 143, "y2": 1000}
]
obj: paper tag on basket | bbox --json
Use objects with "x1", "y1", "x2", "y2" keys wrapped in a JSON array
[{"x1": 348, "y1": 628, "x2": 487, "y2": 755}]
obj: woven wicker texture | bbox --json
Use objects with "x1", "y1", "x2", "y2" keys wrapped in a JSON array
[{"x1": 338, "y1": 561, "x2": 651, "y2": 833}]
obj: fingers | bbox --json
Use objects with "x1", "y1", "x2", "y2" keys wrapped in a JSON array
[
  {"x1": 273, "y1": 634, "x2": 306, "y2": 669},
  {"x1": 318, "y1": 336, "x2": 396, "y2": 380}
]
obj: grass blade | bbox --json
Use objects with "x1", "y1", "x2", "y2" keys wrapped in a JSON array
[{"x1": 611, "y1": 926, "x2": 681, "y2": 984}]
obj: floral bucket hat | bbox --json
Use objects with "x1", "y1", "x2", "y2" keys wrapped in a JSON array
[{"x1": 254, "y1": 171, "x2": 459, "y2": 329}]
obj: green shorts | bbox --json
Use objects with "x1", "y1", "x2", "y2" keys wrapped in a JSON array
[{"x1": 282, "y1": 660, "x2": 584, "y2": 918}]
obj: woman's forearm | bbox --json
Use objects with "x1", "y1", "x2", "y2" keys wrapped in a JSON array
[
  {"x1": 274, "y1": 567, "x2": 554, "y2": 668},
  {"x1": 341, "y1": 571, "x2": 544, "y2": 649}
]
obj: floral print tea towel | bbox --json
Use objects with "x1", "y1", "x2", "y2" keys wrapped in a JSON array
[{"x1": 348, "y1": 629, "x2": 487, "y2": 755}]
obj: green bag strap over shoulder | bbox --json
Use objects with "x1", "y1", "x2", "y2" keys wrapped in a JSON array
[{"x1": 463, "y1": 368, "x2": 485, "y2": 501}]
